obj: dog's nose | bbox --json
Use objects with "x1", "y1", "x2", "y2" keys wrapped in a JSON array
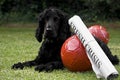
[
  {"x1": 46, "y1": 27, "x2": 52, "y2": 31},
  {"x1": 46, "y1": 25, "x2": 52, "y2": 31}
]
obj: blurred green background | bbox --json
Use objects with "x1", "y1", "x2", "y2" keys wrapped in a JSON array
[{"x1": 0, "y1": 0, "x2": 120, "y2": 24}]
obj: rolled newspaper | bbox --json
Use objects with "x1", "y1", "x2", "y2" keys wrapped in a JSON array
[{"x1": 68, "y1": 15, "x2": 119, "y2": 79}]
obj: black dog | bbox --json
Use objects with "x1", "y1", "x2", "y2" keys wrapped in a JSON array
[{"x1": 12, "y1": 8, "x2": 119, "y2": 72}]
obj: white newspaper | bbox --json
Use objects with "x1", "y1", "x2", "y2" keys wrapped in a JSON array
[{"x1": 68, "y1": 15, "x2": 119, "y2": 79}]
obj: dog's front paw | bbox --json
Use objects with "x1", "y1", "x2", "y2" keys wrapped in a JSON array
[
  {"x1": 45, "y1": 64, "x2": 54, "y2": 72},
  {"x1": 35, "y1": 64, "x2": 45, "y2": 72},
  {"x1": 35, "y1": 64, "x2": 53, "y2": 72},
  {"x1": 11, "y1": 62, "x2": 24, "y2": 69}
]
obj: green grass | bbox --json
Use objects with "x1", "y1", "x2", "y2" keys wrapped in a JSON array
[{"x1": 0, "y1": 23, "x2": 120, "y2": 80}]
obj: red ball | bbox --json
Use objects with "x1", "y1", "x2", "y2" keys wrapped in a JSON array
[
  {"x1": 88, "y1": 25, "x2": 109, "y2": 44},
  {"x1": 61, "y1": 35, "x2": 91, "y2": 72}
]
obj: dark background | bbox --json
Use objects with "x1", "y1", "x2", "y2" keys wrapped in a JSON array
[{"x1": 0, "y1": 0, "x2": 120, "y2": 24}]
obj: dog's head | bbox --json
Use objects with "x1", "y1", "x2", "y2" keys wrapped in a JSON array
[
  {"x1": 43, "y1": 8, "x2": 61, "y2": 39},
  {"x1": 35, "y1": 8, "x2": 71, "y2": 42}
]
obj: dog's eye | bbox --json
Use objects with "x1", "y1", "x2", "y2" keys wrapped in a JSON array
[
  {"x1": 45, "y1": 15, "x2": 50, "y2": 20},
  {"x1": 54, "y1": 17, "x2": 59, "y2": 22}
]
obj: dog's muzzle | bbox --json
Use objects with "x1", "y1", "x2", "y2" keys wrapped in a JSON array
[{"x1": 44, "y1": 27, "x2": 57, "y2": 39}]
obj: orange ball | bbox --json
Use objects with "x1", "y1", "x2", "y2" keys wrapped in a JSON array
[
  {"x1": 89, "y1": 25, "x2": 109, "y2": 44},
  {"x1": 61, "y1": 35, "x2": 91, "y2": 72}
]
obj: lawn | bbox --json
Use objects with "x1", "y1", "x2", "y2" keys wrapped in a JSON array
[{"x1": 0, "y1": 23, "x2": 120, "y2": 80}]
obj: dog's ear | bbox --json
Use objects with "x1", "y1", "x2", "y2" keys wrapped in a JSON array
[
  {"x1": 35, "y1": 12, "x2": 45, "y2": 42},
  {"x1": 58, "y1": 12, "x2": 71, "y2": 41}
]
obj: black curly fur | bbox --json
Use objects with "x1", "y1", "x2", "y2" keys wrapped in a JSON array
[{"x1": 12, "y1": 7, "x2": 119, "y2": 72}]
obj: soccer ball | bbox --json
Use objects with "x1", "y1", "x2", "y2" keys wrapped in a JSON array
[
  {"x1": 88, "y1": 25, "x2": 109, "y2": 44},
  {"x1": 61, "y1": 35, "x2": 91, "y2": 72}
]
